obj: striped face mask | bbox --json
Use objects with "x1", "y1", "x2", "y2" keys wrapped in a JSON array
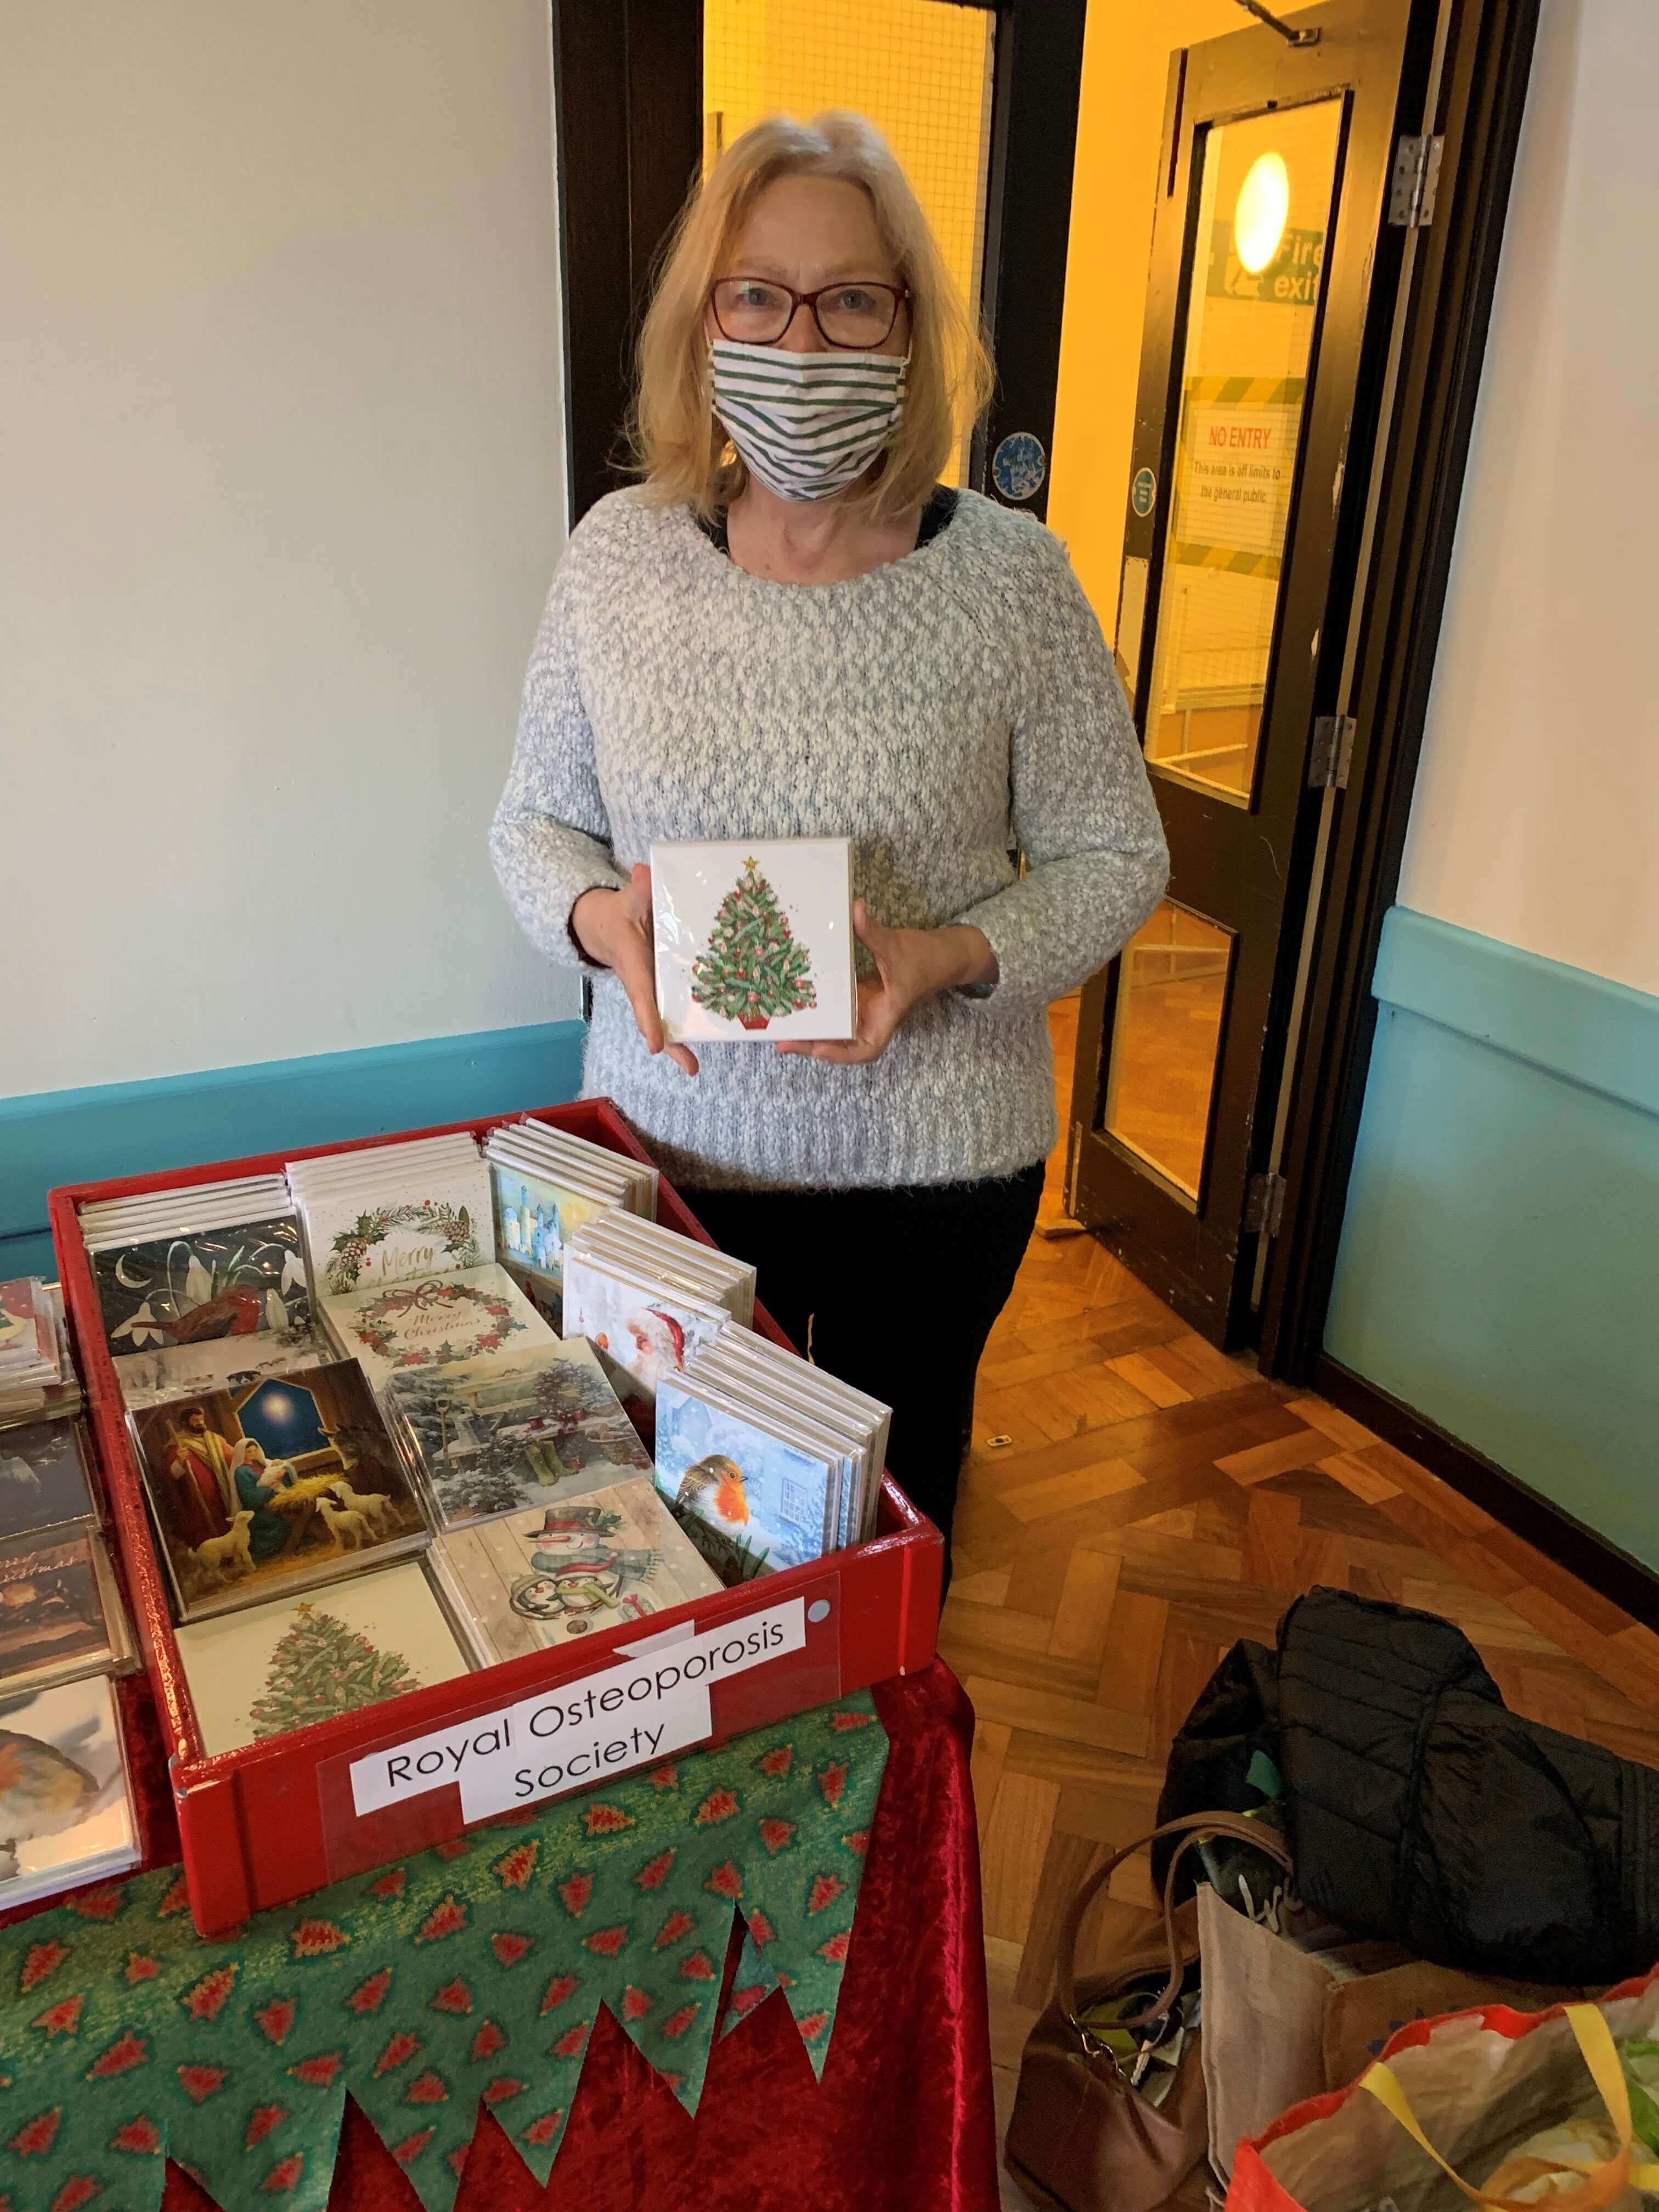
[{"x1": 709, "y1": 340, "x2": 909, "y2": 503}]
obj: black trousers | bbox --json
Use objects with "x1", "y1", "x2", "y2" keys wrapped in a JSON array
[{"x1": 685, "y1": 1163, "x2": 1045, "y2": 1593}]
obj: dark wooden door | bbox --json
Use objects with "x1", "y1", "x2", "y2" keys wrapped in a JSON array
[{"x1": 1068, "y1": 0, "x2": 1426, "y2": 1347}]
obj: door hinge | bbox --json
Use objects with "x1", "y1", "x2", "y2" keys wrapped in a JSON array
[
  {"x1": 1389, "y1": 133, "x2": 1444, "y2": 227},
  {"x1": 1063, "y1": 1118, "x2": 1082, "y2": 1217},
  {"x1": 1244, "y1": 1171, "x2": 1288, "y2": 1238},
  {"x1": 1308, "y1": 713, "x2": 1357, "y2": 789}
]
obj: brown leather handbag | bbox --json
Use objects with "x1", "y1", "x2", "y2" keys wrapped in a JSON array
[{"x1": 1004, "y1": 1812, "x2": 1293, "y2": 2212}]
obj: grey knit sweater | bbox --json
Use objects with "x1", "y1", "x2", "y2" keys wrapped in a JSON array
[{"x1": 490, "y1": 487, "x2": 1168, "y2": 1192}]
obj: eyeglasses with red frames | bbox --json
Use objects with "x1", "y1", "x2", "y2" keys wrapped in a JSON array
[{"x1": 709, "y1": 277, "x2": 911, "y2": 350}]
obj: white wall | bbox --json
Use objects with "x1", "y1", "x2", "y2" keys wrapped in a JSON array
[
  {"x1": 2, "y1": 1, "x2": 579, "y2": 1098},
  {"x1": 1398, "y1": 0, "x2": 1659, "y2": 998}
]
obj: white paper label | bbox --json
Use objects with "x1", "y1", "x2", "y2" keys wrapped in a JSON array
[{"x1": 348, "y1": 1597, "x2": 806, "y2": 1823}]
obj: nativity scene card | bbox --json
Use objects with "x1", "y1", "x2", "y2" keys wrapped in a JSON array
[{"x1": 129, "y1": 1360, "x2": 427, "y2": 1622}]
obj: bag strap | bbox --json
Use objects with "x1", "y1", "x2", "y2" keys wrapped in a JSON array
[
  {"x1": 1056, "y1": 1810, "x2": 1294, "y2": 2047},
  {"x1": 1360, "y1": 2002, "x2": 1659, "y2": 2212}
]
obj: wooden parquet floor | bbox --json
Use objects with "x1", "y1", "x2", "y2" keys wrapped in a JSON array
[{"x1": 951, "y1": 1002, "x2": 1659, "y2": 2210}]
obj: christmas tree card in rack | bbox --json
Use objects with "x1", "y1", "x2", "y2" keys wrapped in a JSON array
[
  {"x1": 651, "y1": 838, "x2": 856, "y2": 1043},
  {"x1": 173, "y1": 1560, "x2": 472, "y2": 1754}
]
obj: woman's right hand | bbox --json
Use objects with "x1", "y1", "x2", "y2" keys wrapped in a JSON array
[{"x1": 571, "y1": 864, "x2": 699, "y2": 1077}]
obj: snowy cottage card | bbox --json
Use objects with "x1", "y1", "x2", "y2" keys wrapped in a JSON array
[{"x1": 651, "y1": 838, "x2": 855, "y2": 1043}]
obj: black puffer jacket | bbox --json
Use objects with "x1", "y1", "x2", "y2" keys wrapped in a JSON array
[{"x1": 1157, "y1": 1587, "x2": 1659, "y2": 1984}]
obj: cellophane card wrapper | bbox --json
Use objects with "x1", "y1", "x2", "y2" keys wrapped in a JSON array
[{"x1": 652, "y1": 837, "x2": 855, "y2": 1043}]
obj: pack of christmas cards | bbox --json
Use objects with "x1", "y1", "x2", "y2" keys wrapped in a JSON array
[
  {"x1": 128, "y1": 1359, "x2": 430, "y2": 1622},
  {"x1": 381, "y1": 1340, "x2": 654, "y2": 1531},
  {"x1": 496, "y1": 1119, "x2": 657, "y2": 1218},
  {"x1": 560, "y1": 1249, "x2": 731, "y2": 1440},
  {"x1": 566, "y1": 1212, "x2": 756, "y2": 1329},
  {"x1": 112, "y1": 1321, "x2": 330, "y2": 1414},
  {"x1": 690, "y1": 1333, "x2": 890, "y2": 1548},
  {"x1": 652, "y1": 1373, "x2": 843, "y2": 1583},
  {"x1": 0, "y1": 1673, "x2": 140, "y2": 1909},
  {"x1": 0, "y1": 1419, "x2": 98, "y2": 1544},
  {"x1": 174, "y1": 1560, "x2": 473, "y2": 1753},
  {"x1": 0, "y1": 1286, "x2": 84, "y2": 1432},
  {"x1": 0, "y1": 1278, "x2": 57, "y2": 1386},
  {"x1": 430, "y1": 1476, "x2": 723, "y2": 1663},
  {"x1": 320, "y1": 1263, "x2": 556, "y2": 1392},
  {"x1": 651, "y1": 838, "x2": 856, "y2": 1043},
  {"x1": 86, "y1": 1203, "x2": 309, "y2": 1357},
  {"x1": 286, "y1": 1134, "x2": 491, "y2": 1300},
  {"x1": 0, "y1": 1530, "x2": 134, "y2": 1699}
]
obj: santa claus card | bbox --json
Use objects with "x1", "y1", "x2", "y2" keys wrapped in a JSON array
[
  {"x1": 381, "y1": 1341, "x2": 654, "y2": 1531},
  {"x1": 651, "y1": 838, "x2": 856, "y2": 1044},
  {"x1": 561, "y1": 1254, "x2": 730, "y2": 1441}
]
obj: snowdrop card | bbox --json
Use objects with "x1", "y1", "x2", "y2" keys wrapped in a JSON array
[
  {"x1": 651, "y1": 838, "x2": 855, "y2": 1043},
  {"x1": 90, "y1": 1212, "x2": 309, "y2": 1355}
]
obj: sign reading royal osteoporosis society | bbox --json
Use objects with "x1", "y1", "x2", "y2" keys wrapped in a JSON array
[{"x1": 348, "y1": 1597, "x2": 807, "y2": 1824}]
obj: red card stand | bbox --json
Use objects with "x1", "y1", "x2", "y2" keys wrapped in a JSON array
[{"x1": 50, "y1": 1100, "x2": 942, "y2": 1937}]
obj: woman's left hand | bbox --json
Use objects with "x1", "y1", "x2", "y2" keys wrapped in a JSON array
[{"x1": 776, "y1": 901, "x2": 997, "y2": 1066}]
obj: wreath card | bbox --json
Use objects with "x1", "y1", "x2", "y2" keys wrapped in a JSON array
[
  {"x1": 298, "y1": 1159, "x2": 492, "y2": 1300},
  {"x1": 320, "y1": 1263, "x2": 556, "y2": 1391},
  {"x1": 651, "y1": 838, "x2": 855, "y2": 1043}
]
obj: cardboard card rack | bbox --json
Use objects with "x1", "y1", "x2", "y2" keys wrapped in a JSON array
[{"x1": 51, "y1": 1099, "x2": 943, "y2": 1936}]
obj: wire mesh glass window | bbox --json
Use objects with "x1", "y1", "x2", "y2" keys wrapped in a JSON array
[{"x1": 704, "y1": 0, "x2": 996, "y2": 484}]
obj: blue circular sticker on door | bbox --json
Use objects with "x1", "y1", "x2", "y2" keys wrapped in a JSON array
[
  {"x1": 1131, "y1": 466, "x2": 1157, "y2": 517},
  {"x1": 992, "y1": 432, "x2": 1047, "y2": 503}
]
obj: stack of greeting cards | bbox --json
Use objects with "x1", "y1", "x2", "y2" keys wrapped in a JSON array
[
  {"x1": 484, "y1": 1118, "x2": 656, "y2": 1331},
  {"x1": 321, "y1": 1265, "x2": 556, "y2": 1391},
  {"x1": 173, "y1": 1561, "x2": 474, "y2": 1755},
  {"x1": 0, "y1": 1282, "x2": 83, "y2": 1429},
  {"x1": 562, "y1": 1215, "x2": 755, "y2": 1434},
  {"x1": 0, "y1": 1418, "x2": 135, "y2": 1700},
  {"x1": 81, "y1": 1177, "x2": 325, "y2": 1420},
  {"x1": 286, "y1": 1133, "x2": 490, "y2": 1300},
  {"x1": 382, "y1": 1339, "x2": 655, "y2": 1531},
  {"x1": 431, "y1": 1476, "x2": 722, "y2": 1663},
  {"x1": 653, "y1": 1344, "x2": 890, "y2": 1584},
  {"x1": 0, "y1": 1674, "x2": 141, "y2": 1909},
  {"x1": 127, "y1": 1359, "x2": 430, "y2": 1621},
  {"x1": 651, "y1": 837, "x2": 856, "y2": 1043}
]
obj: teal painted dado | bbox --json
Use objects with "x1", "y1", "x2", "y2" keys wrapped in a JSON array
[
  {"x1": 0, "y1": 1019, "x2": 587, "y2": 1283},
  {"x1": 1327, "y1": 907, "x2": 1659, "y2": 1574}
]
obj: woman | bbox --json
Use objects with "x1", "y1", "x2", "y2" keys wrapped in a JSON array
[
  {"x1": 228, "y1": 1439, "x2": 300, "y2": 1563},
  {"x1": 492, "y1": 112, "x2": 1167, "y2": 1585}
]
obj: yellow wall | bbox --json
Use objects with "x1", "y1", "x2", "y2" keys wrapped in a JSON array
[{"x1": 1047, "y1": 1, "x2": 1244, "y2": 637}]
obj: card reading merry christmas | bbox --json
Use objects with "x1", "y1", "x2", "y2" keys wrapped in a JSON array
[{"x1": 651, "y1": 838, "x2": 855, "y2": 1043}]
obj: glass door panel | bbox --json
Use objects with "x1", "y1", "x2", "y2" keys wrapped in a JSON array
[
  {"x1": 1102, "y1": 902, "x2": 1234, "y2": 1204},
  {"x1": 1143, "y1": 98, "x2": 1343, "y2": 804}
]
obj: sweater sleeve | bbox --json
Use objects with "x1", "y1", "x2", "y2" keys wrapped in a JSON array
[
  {"x1": 489, "y1": 552, "x2": 629, "y2": 970},
  {"x1": 952, "y1": 525, "x2": 1169, "y2": 1020}
]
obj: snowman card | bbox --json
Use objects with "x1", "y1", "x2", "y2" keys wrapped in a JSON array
[{"x1": 651, "y1": 838, "x2": 855, "y2": 1043}]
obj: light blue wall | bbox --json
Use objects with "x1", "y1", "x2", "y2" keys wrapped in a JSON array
[
  {"x1": 1326, "y1": 907, "x2": 1659, "y2": 1573},
  {"x1": 1, "y1": 1020, "x2": 587, "y2": 1289}
]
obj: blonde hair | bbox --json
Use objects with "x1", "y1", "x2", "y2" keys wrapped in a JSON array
[{"x1": 632, "y1": 111, "x2": 994, "y2": 523}]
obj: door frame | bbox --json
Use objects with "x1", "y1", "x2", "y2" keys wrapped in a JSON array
[
  {"x1": 547, "y1": 0, "x2": 1543, "y2": 1389},
  {"x1": 549, "y1": 0, "x2": 1087, "y2": 528}
]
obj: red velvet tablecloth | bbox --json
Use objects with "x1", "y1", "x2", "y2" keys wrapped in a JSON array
[{"x1": 102, "y1": 1661, "x2": 995, "y2": 2211}]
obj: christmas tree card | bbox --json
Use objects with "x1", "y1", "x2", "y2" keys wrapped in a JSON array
[
  {"x1": 89, "y1": 1211, "x2": 310, "y2": 1356},
  {"x1": 320, "y1": 1263, "x2": 555, "y2": 1391},
  {"x1": 430, "y1": 1475, "x2": 723, "y2": 1663},
  {"x1": 381, "y1": 1341, "x2": 653, "y2": 1530},
  {"x1": 174, "y1": 1561, "x2": 472, "y2": 1753},
  {"x1": 651, "y1": 838, "x2": 855, "y2": 1043},
  {"x1": 653, "y1": 1376, "x2": 839, "y2": 1582},
  {"x1": 129, "y1": 1360, "x2": 430, "y2": 1622},
  {"x1": 0, "y1": 1673, "x2": 140, "y2": 1910}
]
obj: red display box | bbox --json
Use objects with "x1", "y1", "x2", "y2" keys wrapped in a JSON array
[{"x1": 50, "y1": 1101, "x2": 942, "y2": 1937}]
